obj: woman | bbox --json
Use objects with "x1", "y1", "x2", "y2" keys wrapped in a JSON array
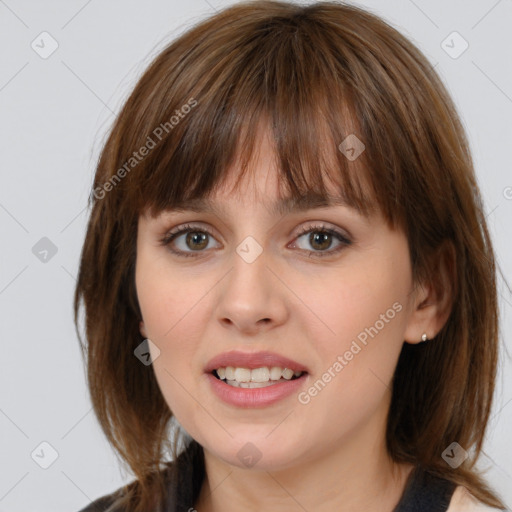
[{"x1": 74, "y1": 1, "x2": 508, "y2": 511}]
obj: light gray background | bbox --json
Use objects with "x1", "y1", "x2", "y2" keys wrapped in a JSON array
[{"x1": 1, "y1": 1, "x2": 511, "y2": 511}]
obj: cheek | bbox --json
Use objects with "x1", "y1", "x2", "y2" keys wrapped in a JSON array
[
  {"x1": 302, "y1": 258, "x2": 408, "y2": 353},
  {"x1": 135, "y1": 262, "x2": 203, "y2": 422},
  {"x1": 136, "y1": 248, "x2": 208, "y2": 341},
  {"x1": 137, "y1": 277, "x2": 204, "y2": 369},
  {"x1": 299, "y1": 257, "x2": 409, "y2": 401},
  {"x1": 294, "y1": 301, "x2": 406, "y2": 453},
  {"x1": 135, "y1": 254, "x2": 202, "y2": 391}
]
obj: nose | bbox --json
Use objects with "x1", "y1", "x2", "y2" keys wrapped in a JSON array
[{"x1": 215, "y1": 243, "x2": 288, "y2": 335}]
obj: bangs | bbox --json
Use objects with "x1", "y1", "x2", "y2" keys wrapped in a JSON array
[
  {"x1": 114, "y1": 10, "x2": 387, "y2": 224},
  {"x1": 140, "y1": 106, "x2": 377, "y2": 220}
]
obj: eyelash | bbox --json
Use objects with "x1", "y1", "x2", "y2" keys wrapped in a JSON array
[{"x1": 159, "y1": 223, "x2": 352, "y2": 259}]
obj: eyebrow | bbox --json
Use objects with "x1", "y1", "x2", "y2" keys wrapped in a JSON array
[{"x1": 168, "y1": 193, "x2": 362, "y2": 217}]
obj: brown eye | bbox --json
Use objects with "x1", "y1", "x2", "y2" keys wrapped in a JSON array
[
  {"x1": 160, "y1": 224, "x2": 219, "y2": 258},
  {"x1": 185, "y1": 231, "x2": 209, "y2": 251},
  {"x1": 308, "y1": 232, "x2": 333, "y2": 251},
  {"x1": 292, "y1": 224, "x2": 352, "y2": 258}
]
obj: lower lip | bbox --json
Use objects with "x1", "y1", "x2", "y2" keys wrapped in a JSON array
[{"x1": 206, "y1": 372, "x2": 308, "y2": 408}]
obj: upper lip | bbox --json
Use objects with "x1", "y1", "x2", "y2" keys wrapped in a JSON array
[{"x1": 205, "y1": 350, "x2": 308, "y2": 373}]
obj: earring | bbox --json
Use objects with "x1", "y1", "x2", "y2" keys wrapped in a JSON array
[{"x1": 421, "y1": 333, "x2": 428, "y2": 342}]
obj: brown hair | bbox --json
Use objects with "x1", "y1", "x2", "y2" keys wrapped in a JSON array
[{"x1": 73, "y1": 1, "x2": 507, "y2": 510}]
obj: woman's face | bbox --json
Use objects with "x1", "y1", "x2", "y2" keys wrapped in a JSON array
[{"x1": 135, "y1": 132, "x2": 422, "y2": 472}]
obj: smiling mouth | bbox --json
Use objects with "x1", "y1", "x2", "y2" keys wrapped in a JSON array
[{"x1": 212, "y1": 366, "x2": 306, "y2": 388}]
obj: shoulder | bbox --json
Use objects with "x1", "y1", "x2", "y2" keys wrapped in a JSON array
[{"x1": 446, "y1": 485, "x2": 507, "y2": 512}]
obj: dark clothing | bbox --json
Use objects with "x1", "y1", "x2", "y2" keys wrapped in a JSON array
[
  {"x1": 392, "y1": 464, "x2": 456, "y2": 512},
  {"x1": 78, "y1": 444, "x2": 456, "y2": 512}
]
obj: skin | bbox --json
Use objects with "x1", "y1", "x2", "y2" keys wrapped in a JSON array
[{"x1": 135, "y1": 128, "x2": 454, "y2": 512}]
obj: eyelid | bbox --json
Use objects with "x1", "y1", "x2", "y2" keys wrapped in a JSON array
[
  {"x1": 160, "y1": 222, "x2": 219, "y2": 245},
  {"x1": 293, "y1": 223, "x2": 351, "y2": 241}
]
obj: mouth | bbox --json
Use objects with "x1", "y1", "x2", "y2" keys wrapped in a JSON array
[
  {"x1": 211, "y1": 366, "x2": 306, "y2": 388},
  {"x1": 204, "y1": 350, "x2": 309, "y2": 406}
]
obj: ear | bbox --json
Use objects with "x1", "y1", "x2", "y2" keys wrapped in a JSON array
[
  {"x1": 403, "y1": 240, "x2": 456, "y2": 345},
  {"x1": 139, "y1": 320, "x2": 148, "y2": 338}
]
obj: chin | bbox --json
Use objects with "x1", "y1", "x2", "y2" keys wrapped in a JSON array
[{"x1": 203, "y1": 433, "x2": 304, "y2": 472}]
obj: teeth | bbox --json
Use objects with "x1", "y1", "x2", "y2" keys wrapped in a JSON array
[
  {"x1": 282, "y1": 368, "x2": 294, "y2": 380},
  {"x1": 269, "y1": 366, "x2": 283, "y2": 380},
  {"x1": 234, "y1": 367, "x2": 251, "y2": 382},
  {"x1": 238, "y1": 381, "x2": 275, "y2": 388},
  {"x1": 215, "y1": 366, "x2": 304, "y2": 383},
  {"x1": 251, "y1": 367, "x2": 270, "y2": 382}
]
